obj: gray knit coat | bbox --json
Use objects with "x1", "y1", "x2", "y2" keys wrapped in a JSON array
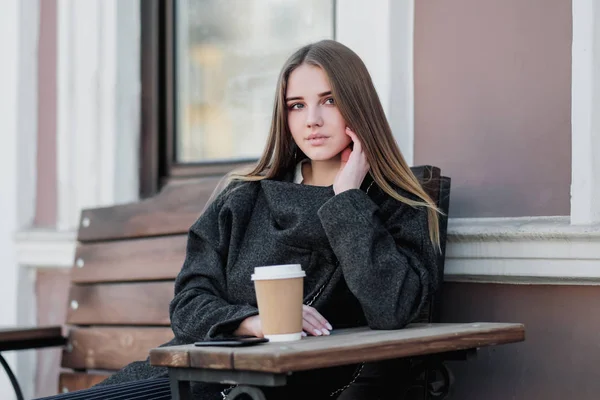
[{"x1": 97, "y1": 174, "x2": 439, "y2": 399}]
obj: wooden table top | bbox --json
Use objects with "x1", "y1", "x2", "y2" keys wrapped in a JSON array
[
  {"x1": 0, "y1": 326, "x2": 64, "y2": 352},
  {"x1": 0, "y1": 326, "x2": 63, "y2": 342},
  {"x1": 150, "y1": 322, "x2": 525, "y2": 373}
]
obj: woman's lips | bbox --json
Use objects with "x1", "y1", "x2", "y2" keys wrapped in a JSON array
[
  {"x1": 306, "y1": 134, "x2": 329, "y2": 146},
  {"x1": 307, "y1": 137, "x2": 328, "y2": 146}
]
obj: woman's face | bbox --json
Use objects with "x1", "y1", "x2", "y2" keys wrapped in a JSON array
[{"x1": 285, "y1": 64, "x2": 351, "y2": 162}]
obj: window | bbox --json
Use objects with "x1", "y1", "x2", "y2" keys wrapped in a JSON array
[{"x1": 140, "y1": 0, "x2": 335, "y2": 197}]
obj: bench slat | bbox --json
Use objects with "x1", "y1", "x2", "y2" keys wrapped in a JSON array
[
  {"x1": 77, "y1": 168, "x2": 440, "y2": 243},
  {"x1": 66, "y1": 282, "x2": 173, "y2": 325},
  {"x1": 58, "y1": 372, "x2": 110, "y2": 393},
  {"x1": 78, "y1": 177, "x2": 221, "y2": 242},
  {"x1": 62, "y1": 327, "x2": 174, "y2": 370},
  {"x1": 71, "y1": 235, "x2": 186, "y2": 283}
]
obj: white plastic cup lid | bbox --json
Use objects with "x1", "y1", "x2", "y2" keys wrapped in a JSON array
[{"x1": 251, "y1": 264, "x2": 306, "y2": 281}]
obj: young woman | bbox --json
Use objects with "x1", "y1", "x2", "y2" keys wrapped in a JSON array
[{"x1": 40, "y1": 39, "x2": 440, "y2": 400}]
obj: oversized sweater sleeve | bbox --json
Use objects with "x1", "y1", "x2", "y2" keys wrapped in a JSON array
[
  {"x1": 169, "y1": 188, "x2": 258, "y2": 343},
  {"x1": 317, "y1": 188, "x2": 438, "y2": 330}
]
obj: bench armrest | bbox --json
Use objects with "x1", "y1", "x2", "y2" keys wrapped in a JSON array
[{"x1": 0, "y1": 326, "x2": 67, "y2": 352}]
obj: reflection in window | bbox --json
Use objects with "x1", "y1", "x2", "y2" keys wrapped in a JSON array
[{"x1": 176, "y1": 0, "x2": 334, "y2": 163}]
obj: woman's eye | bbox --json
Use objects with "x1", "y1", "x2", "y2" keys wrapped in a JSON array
[
  {"x1": 324, "y1": 97, "x2": 335, "y2": 105},
  {"x1": 289, "y1": 103, "x2": 304, "y2": 110}
]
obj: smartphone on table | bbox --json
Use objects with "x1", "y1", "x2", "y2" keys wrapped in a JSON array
[{"x1": 194, "y1": 336, "x2": 269, "y2": 347}]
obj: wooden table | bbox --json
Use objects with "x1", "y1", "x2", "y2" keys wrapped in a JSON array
[
  {"x1": 0, "y1": 326, "x2": 66, "y2": 400},
  {"x1": 150, "y1": 322, "x2": 525, "y2": 400}
]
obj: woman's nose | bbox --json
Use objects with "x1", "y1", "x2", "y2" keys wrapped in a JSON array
[{"x1": 306, "y1": 107, "x2": 324, "y2": 128}]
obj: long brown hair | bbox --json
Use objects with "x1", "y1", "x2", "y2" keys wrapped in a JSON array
[{"x1": 229, "y1": 40, "x2": 441, "y2": 249}]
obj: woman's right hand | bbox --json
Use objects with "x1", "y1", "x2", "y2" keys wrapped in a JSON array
[
  {"x1": 235, "y1": 306, "x2": 333, "y2": 337},
  {"x1": 302, "y1": 305, "x2": 333, "y2": 336}
]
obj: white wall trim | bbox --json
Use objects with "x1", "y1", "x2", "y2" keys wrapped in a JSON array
[
  {"x1": 389, "y1": 0, "x2": 414, "y2": 165},
  {"x1": 571, "y1": 0, "x2": 600, "y2": 224},
  {"x1": 14, "y1": 2, "x2": 40, "y2": 397},
  {"x1": 0, "y1": 0, "x2": 39, "y2": 398},
  {"x1": 449, "y1": 216, "x2": 600, "y2": 240},
  {"x1": 0, "y1": 2, "x2": 22, "y2": 398},
  {"x1": 99, "y1": 0, "x2": 118, "y2": 206},
  {"x1": 56, "y1": 0, "x2": 73, "y2": 232},
  {"x1": 336, "y1": 0, "x2": 414, "y2": 164},
  {"x1": 16, "y1": 216, "x2": 600, "y2": 284},
  {"x1": 56, "y1": 0, "x2": 140, "y2": 232},
  {"x1": 115, "y1": 0, "x2": 142, "y2": 204},
  {"x1": 15, "y1": 230, "x2": 76, "y2": 268},
  {"x1": 446, "y1": 217, "x2": 600, "y2": 284}
]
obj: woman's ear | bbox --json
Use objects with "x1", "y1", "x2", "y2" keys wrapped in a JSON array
[{"x1": 345, "y1": 126, "x2": 354, "y2": 149}]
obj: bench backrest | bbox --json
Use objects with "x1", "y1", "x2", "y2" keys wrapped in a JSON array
[{"x1": 57, "y1": 166, "x2": 450, "y2": 393}]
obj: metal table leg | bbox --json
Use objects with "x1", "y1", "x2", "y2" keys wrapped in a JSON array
[
  {"x1": 168, "y1": 367, "x2": 287, "y2": 400},
  {"x1": 168, "y1": 370, "x2": 193, "y2": 400},
  {"x1": 227, "y1": 385, "x2": 267, "y2": 400},
  {"x1": 0, "y1": 353, "x2": 24, "y2": 400}
]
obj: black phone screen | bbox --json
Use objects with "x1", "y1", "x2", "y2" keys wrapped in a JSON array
[{"x1": 193, "y1": 337, "x2": 269, "y2": 347}]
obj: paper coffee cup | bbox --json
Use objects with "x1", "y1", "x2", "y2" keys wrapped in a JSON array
[{"x1": 251, "y1": 264, "x2": 306, "y2": 342}]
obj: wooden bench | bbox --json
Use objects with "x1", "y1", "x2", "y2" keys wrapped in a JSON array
[{"x1": 6, "y1": 165, "x2": 453, "y2": 398}]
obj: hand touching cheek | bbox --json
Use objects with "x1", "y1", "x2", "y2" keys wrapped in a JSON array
[{"x1": 333, "y1": 128, "x2": 370, "y2": 195}]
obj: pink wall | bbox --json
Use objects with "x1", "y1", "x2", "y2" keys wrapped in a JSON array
[
  {"x1": 35, "y1": 269, "x2": 71, "y2": 397},
  {"x1": 442, "y1": 282, "x2": 600, "y2": 399},
  {"x1": 35, "y1": 0, "x2": 57, "y2": 227},
  {"x1": 35, "y1": 1, "x2": 61, "y2": 395},
  {"x1": 414, "y1": 0, "x2": 572, "y2": 217}
]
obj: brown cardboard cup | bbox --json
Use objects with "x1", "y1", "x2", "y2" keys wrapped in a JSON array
[{"x1": 251, "y1": 264, "x2": 306, "y2": 342}]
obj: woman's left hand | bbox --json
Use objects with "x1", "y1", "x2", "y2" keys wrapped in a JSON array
[{"x1": 333, "y1": 127, "x2": 370, "y2": 195}]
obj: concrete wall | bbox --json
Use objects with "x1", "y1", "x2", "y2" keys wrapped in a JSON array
[
  {"x1": 35, "y1": 0, "x2": 58, "y2": 227},
  {"x1": 35, "y1": 269, "x2": 71, "y2": 397},
  {"x1": 414, "y1": 0, "x2": 572, "y2": 217},
  {"x1": 442, "y1": 282, "x2": 600, "y2": 399}
]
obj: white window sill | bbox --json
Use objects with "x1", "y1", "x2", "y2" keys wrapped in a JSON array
[
  {"x1": 446, "y1": 216, "x2": 600, "y2": 284},
  {"x1": 14, "y1": 229, "x2": 76, "y2": 268},
  {"x1": 14, "y1": 217, "x2": 600, "y2": 283}
]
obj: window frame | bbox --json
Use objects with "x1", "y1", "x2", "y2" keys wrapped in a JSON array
[{"x1": 140, "y1": 0, "x2": 336, "y2": 197}]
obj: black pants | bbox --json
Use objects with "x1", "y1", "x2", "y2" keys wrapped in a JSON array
[
  {"x1": 34, "y1": 377, "x2": 323, "y2": 400},
  {"x1": 35, "y1": 378, "x2": 323, "y2": 400},
  {"x1": 37, "y1": 360, "x2": 411, "y2": 400},
  {"x1": 37, "y1": 378, "x2": 172, "y2": 400}
]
